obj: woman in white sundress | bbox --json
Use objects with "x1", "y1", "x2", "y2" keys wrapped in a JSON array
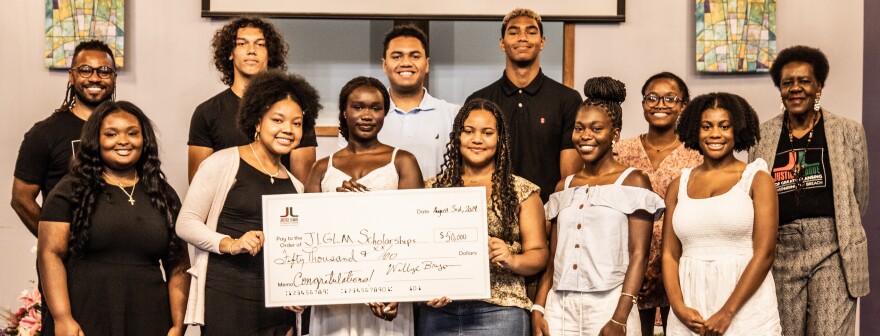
[
  {"x1": 304, "y1": 76, "x2": 423, "y2": 336},
  {"x1": 662, "y1": 92, "x2": 781, "y2": 336}
]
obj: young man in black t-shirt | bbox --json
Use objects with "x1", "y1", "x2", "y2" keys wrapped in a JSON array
[
  {"x1": 188, "y1": 17, "x2": 318, "y2": 183},
  {"x1": 12, "y1": 40, "x2": 118, "y2": 237}
]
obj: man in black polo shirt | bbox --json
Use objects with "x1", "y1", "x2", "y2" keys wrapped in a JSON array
[
  {"x1": 12, "y1": 40, "x2": 118, "y2": 237},
  {"x1": 188, "y1": 17, "x2": 317, "y2": 183},
  {"x1": 467, "y1": 8, "x2": 583, "y2": 203}
]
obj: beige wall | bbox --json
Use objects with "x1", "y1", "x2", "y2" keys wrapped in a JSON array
[
  {"x1": 0, "y1": 0, "x2": 864, "y2": 328},
  {"x1": 0, "y1": 0, "x2": 225, "y2": 307},
  {"x1": 575, "y1": 0, "x2": 863, "y2": 142}
]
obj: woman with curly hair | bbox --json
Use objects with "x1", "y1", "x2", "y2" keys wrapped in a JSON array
[
  {"x1": 663, "y1": 92, "x2": 781, "y2": 335},
  {"x1": 748, "y1": 45, "x2": 869, "y2": 335},
  {"x1": 38, "y1": 101, "x2": 188, "y2": 336},
  {"x1": 418, "y1": 98, "x2": 548, "y2": 336},
  {"x1": 177, "y1": 70, "x2": 321, "y2": 335},
  {"x1": 532, "y1": 77, "x2": 662, "y2": 336},
  {"x1": 613, "y1": 72, "x2": 702, "y2": 335}
]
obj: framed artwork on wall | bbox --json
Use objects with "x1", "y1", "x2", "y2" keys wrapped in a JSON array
[
  {"x1": 45, "y1": 0, "x2": 125, "y2": 69},
  {"x1": 696, "y1": 0, "x2": 776, "y2": 73},
  {"x1": 200, "y1": 0, "x2": 625, "y2": 22}
]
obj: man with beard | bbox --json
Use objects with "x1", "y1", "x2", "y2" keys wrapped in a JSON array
[
  {"x1": 12, "y1": 40, "x2": 117, "y2": 237},
  {"x1": 338, "y1": 25, "x2": 458, "y2": 178},
  {"x1": 466, "y1": 8, "x2": 582, "y2": 203},
  {"x1": 188, "y1": 17, "x2": 317, "y2": 183}
]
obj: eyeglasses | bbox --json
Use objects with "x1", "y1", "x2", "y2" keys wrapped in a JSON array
[
  {"x1": 643, "y1": 94, "x2": 682, "y2": 106},
  {"x1": 71, "y1": 65, "x2": 116, "y2": 79}
]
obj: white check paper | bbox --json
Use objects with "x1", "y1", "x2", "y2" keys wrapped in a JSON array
[{"x1": 262, "y1": 187, "x2": 491, "y2": 307}]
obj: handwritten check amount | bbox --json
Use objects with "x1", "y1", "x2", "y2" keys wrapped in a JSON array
[{"x1": 261, "y1": 187, "x2": 491, "y2": 307}]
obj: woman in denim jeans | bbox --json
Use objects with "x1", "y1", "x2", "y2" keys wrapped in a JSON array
[{"x1": 420, "y1": 99, "x2": 549, "y2": 335}]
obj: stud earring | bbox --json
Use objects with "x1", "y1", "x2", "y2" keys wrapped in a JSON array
[{"x1": 814, "y1": 93, "x2": 822, "y2": 111}]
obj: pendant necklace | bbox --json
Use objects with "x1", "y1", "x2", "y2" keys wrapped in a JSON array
[
  {"x1": 466, "y1": 176, "x2": 491, "y2": 184},
  {"x1": 642, "y1": 134, "x2": 679, "y2": 153},
  {"x1": 103, "y1": 172, "x2": 138, "y2": 205},
  {"x1": 250, "y1": 143, "x2": 280, "y2": 184}
]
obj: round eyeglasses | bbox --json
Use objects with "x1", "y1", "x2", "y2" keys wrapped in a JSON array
[
  {"x1": 71, "y1": 65, "x2": 116, "y2": 79},
  {"x1": 643, "y1": 94, "x2": 682, "y2": 107}
]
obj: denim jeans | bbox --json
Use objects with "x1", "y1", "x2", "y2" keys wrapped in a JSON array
[{"x1": 418, "y1": 301, "x2": 529, "y2": 336}]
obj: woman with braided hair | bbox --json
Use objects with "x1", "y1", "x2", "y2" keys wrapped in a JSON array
[
  {"x1": 419, "y1": 98, "x2": 549, "y2": 336},
  {"x1": 532, "y1": 77, "x2": 663, "y2": 336}
]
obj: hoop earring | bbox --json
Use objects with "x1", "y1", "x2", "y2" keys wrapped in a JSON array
[
  {"x1": 780, "y1": 100, "x2": 784, "y2": 111},
  {"x1": 814, "y1": 93, "x2": 821, "y2": 111},
  {"x1": 254, "y1": 131, "x2": 259, "y2": 140}
]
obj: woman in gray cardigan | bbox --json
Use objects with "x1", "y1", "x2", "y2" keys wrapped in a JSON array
[
  {"x1": 748, "y1": 45, "x2": 869, "y2": 336},
  {"x1": 176, "y1": 71, "x2": 321, "y2": 334}
]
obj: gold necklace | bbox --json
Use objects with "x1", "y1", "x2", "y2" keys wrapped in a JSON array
[
  {"x1": 465, "y1": 174, "x2": 492, "y2": 184},
  {"x1": 103, "y1": 172, "x2": 138, "y2": 206},
  {"x1": 250, "y1": 143, "x2": 281, "y2": 184},
  {"x1": 641, "y1": 134, "x2": 679, "y2": 153}
]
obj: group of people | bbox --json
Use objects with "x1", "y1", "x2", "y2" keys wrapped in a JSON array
[{"x1": 11, "y1": 6, "x2": 868, "y2": 336}]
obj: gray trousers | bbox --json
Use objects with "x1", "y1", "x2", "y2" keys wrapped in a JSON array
[{"x1": 774, "y1": 217, "x2": 857, "y2": 336}]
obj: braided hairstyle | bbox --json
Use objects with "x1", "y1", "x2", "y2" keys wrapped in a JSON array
[
  {"x1": 68, "y1": 101, "x2": 183, "y2": 265},
  {"x1": 582, "y1": 76, "x2": 627, "y2": 130},
  {"x1": 432, "y1": 99, "x2": 518, "y2": 243},
  {"x1": 57, "y1": 40, "x2": 116, "y2": 114},
  {"x1": 676, "y1": 92, "x2": 761, "y2": 153}
]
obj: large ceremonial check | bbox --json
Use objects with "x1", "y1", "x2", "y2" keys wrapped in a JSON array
[{"x1": 262, "y1": 187, "x2": 491, "y2": 307}]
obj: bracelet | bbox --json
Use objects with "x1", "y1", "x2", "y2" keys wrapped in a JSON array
[
  {"x1": 608, "y1": 318, "x2": 627, "y2": 333},
  {"x1": 620, "y1": 291, "x2": 638, "y2": 305},
  {"x1": 228, "y1": 238, "x2": 239, "y2": 255},
  {"x1": 530, "y1": 304, "x2": 545, "y2": 315}
]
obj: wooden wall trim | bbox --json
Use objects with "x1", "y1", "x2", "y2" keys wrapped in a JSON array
[
  {"x1": 563, "y1": 22, "x2": 575, "y2": 89},
  {"x1": 315, "y1": 126, "x2": 339, "y2": 137}
]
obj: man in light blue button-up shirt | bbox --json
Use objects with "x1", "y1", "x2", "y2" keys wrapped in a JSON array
[{"x1": 338, "y1": 25, "x2": 459, "y2": 179}]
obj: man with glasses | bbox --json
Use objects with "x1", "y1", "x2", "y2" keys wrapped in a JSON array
[
  {"x1": 11, "y1": 40, "x2": 117, "y2": 334},
  {"x1": 466, "y1": 8, "x2": 583, "y2": 203},
  {"x1": 12, "y1": 39, "x2": 117, "y2": 237},
  {"x1": 188, "y1": 17, "x2": 317, "y2": 183}
]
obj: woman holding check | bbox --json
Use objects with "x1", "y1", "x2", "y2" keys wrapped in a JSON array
[
  {"x1": 176, "y1": 71, "x2": 321, "y2": 335},
  {"x1": 304, "y1": 76, "x2": 422, "y2": 335},
  {"x1": 419, "y1": 98, "x2": 548, "y2": 336}
]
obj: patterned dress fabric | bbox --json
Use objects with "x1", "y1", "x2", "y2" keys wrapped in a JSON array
[
  {"x1": 614, "y1": 136, "x2": 702, "y2": 309},
  {"x1": 425, "y1": 175, "x2": 540, "y2": 310}
]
